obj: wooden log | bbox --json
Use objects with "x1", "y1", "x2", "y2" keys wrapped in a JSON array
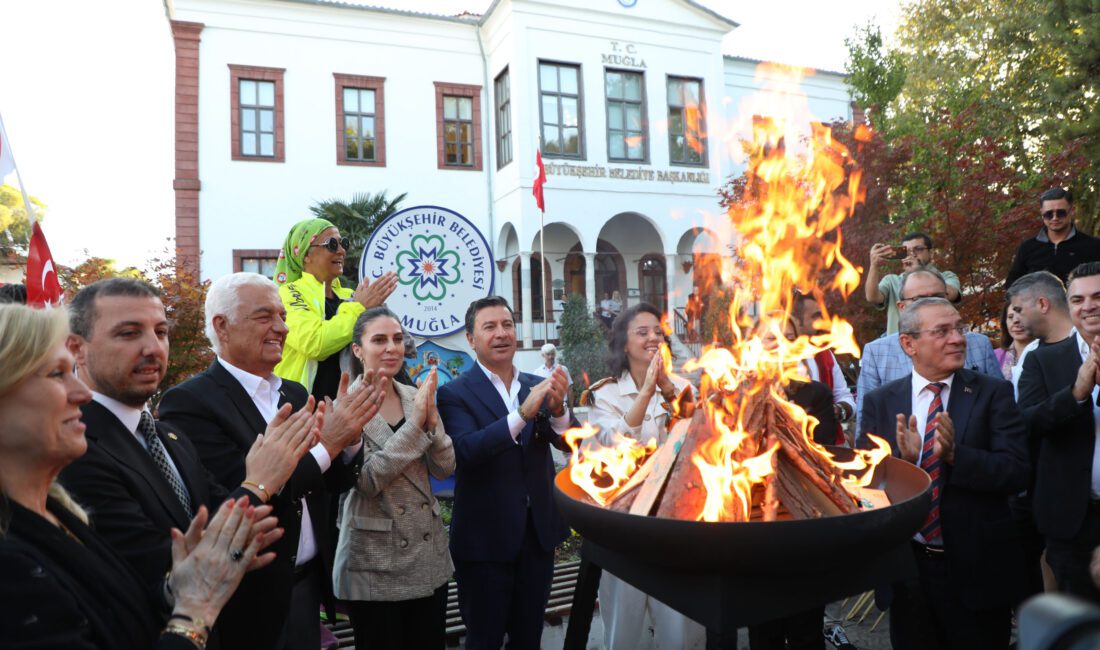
[
  {"x1": 627, "y1": 418, "x2": 689, "y2": 516},
  {"x1": 770, "y1": 396, "x2": 859, "y2": 514},
  {"x1": 654, "y1": 409, "x2": 728, "y2": 521}
]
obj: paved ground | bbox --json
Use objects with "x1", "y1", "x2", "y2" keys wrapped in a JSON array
[{"x1": 538, "y1": 596, "x2": 892, "y2": 649}]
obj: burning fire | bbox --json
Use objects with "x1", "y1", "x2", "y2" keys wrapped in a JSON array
[{"x1": 565, "y1": 64, "x2": 892, "y2": 522}]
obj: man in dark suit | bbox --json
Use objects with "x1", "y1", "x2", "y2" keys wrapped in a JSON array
[
  {"x1": 860, "y1": 297, "x2": 1029, "y2": 649},
  {"x1": 58, "y1": 278, "x2": 319, "y2": 645},
  {"x1": 437, "y1": 296, "x2": 576, "y2": 649},
  {"x1": 1018, "y1": 261, "x2": 1100, "y2": 602},
  {"x1": 158, "y1": 272, "x2": 379, "y2": 650}
]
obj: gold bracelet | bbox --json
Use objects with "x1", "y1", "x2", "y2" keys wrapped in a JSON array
[
  {"x1": 163, "y1": 623, "x2": 208, "y2": 650},
  {"x1": 241, "y1": 480, "x2": 269, "y2": 502}
]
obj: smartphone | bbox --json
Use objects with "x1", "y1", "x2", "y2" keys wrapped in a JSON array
[{"x1": 887, "y1": 245, "x2": 907, "y2": 260}]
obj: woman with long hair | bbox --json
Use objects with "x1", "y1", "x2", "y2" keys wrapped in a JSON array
[
  {"x1": 582, "y1": 302, "x2": 705, "y2": 649},
  {"x1": 0, "y1": 305, "x2": 277, "y2": 649},
  {"x1": 332, "y1": 307, "x2": 455, "y2": 649},
  {"x1": 996, "y1": 303, "x2": 1034, "y2": 381}
]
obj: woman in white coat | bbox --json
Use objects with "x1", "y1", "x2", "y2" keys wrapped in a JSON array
[
  {"x1": 582, "y1": 302, "x2": 705, "y2": 650},
  {"x1": 332, "y1": 307, "x2": 455, "y2": 649}
]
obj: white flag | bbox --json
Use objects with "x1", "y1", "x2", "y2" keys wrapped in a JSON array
[{"x1": 0, "y1": 112, "x2": 14, "y2": 182}]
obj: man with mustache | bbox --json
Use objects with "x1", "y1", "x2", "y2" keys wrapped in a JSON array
[
  {"x1": 861, "y1": 297, "x2": 1028, "y2": 649},
  {"x1": 1019, "y1": 261, "x2": 1100, "y2": 603},
  {"x1": 159, "y1": 272, "x2": 381, "y2": 649},
  {"x1": 59, "y1": 277, "x2": 321, "y2": 645}
]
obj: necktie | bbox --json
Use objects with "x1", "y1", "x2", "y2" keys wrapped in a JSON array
[
  {"x1": 919, "y1": 382, "x2": 946, "y2": 542},
  {"x1": 138, "y1": 411, "x2": 193, "y2": 518}
]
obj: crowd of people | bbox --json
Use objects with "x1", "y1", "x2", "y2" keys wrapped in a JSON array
[{"x1": 3, "y1": 186, "x2": 1100, "y2": 650}]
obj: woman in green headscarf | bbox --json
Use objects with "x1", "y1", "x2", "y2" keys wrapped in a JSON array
[{"x1": 273, "y1": 218, "x2": 398, "y2": 399}]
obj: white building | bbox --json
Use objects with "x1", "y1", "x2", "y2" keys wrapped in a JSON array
[{"x1": 165, "y1": 0, "x2": 853, "y2": 361}]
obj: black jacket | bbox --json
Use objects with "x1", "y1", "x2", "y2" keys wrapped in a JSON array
[
  {"x1": 158, "y1": 362, "x2": 362, "y2": 650},
  {"x1": 1006, "y1": 227, "x2": 1100, "y2": 289}
]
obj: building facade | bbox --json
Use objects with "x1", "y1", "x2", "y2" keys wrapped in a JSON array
[{"x1": 166, "y1": 0, "x2": 852, "y2": 361}]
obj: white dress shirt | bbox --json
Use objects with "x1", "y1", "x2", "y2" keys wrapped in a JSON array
[
  {"x1": 477, "y1": 361, "x2": 570, "y2": 441},
  {"x1": 1066, "y1": 333, "x2": 1100, "y2": 498},
  {"x1": 800, "y1": 351, "x2": 856, "y2": 413},
  {"x1": 910, "y1": 369, "x2": 954, "y2": 547},
  {"x1": 531, "y1": 362, "x2": 573, "y2": 387},
  {"x1": 217, "y1": 357, "x2": 361, "y2": 566},
  {"x1": 92, "y1": 391, "x2": 187, "y2": 487}
]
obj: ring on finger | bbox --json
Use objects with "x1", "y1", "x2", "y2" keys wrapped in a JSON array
[{"x1": 230, "y1": 549, "x2": 244, "y2": 562}]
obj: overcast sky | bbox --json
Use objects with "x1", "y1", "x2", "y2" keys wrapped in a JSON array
[{"x1": 0, "y1": 0, "x2": 902, "y2": 269}]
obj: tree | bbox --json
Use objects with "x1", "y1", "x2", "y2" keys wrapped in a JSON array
[
  {"x1": 558, "y1": 293, "x2": 609, "y2": 403},
  {"x1": 0, "y1": 184, "x2": 46, "y2": 253},
  {"x1": 844, "y1": 22, "x2": 907, "y2": 132},
  {"x1": 310, "y1": 190, "x2": 406, "y2": 282}
]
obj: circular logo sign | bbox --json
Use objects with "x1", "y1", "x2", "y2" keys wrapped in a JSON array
[
  {"x1": 618, "y1": 0, "x2": 637, "y2": 7},
  {"x1": 360, "y1": 205, "x2": 494, "y2": 338}
]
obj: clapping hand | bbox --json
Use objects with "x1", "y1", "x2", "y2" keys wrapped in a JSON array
[
  {"x1": 895, "y1": 413, "x2": 922, "y2": 464},
  {"x1": 412, "y1": 368, "x2": 439, "y2": 431},
  {"x1": 321, "y1": 370, "x2": 386, "y2": 456},
  {"x1": 932, "y1": 412, "x2": 955, "y2": 464},
  {"x1": 544, "y1": 366, "x2": 570, "y2": 417},
  {"x1": 353, "y1": 272, "x2": 398, "y2": 309},
  {"x1": 243, "y1": 398, "x2": 322, "y2": 500}
]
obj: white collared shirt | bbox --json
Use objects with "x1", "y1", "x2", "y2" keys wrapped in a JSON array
[
  {"x1": 1069, "y1": 333, "x2": 1100, "y2": 497},
  {"x1": 91, "y1": 392, "x2": 186, "y2": 487},
  {"x1": 477, "y1": 360, "x2": 570, "y2": 441}
]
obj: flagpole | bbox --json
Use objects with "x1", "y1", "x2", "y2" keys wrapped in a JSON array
[{"x1": 540, "y1": 207, "x2": 548, "y2": 346}]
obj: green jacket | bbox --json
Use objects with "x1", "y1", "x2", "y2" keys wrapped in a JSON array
[{"x1": 274, "y1": 272, "x2": 365, "y2": 390}]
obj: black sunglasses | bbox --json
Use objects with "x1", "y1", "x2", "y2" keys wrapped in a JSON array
[
  {"x1": 310, "y1": 237, "x2": 350, "y2": 253},
  {"x1": 1042, "y1": 209, "x2": 1069, "y2": 220}
]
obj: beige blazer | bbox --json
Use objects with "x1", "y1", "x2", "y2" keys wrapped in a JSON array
[{"x1": 332, "y1": 380, "x2": 456, "y2": 602}]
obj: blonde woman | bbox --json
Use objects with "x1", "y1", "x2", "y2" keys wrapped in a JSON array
[
  {"x1": 333, "y1": 307, "x2": 456, "y2": 649},
  {"x1": 0, "y1": 305, "x2": 277, "y2": 649}
]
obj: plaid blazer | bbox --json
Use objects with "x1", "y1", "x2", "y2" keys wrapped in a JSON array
[{"x1": 855, "y1": 332, "x2": 1001, "y2": 444}]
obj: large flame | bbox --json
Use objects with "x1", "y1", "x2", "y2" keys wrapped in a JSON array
[{"x1": 565, "y1": 64, "x2": 888, "y2": 522}]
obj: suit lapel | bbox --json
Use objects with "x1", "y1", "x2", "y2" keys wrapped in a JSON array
[
  {"x1": 465, "y1": 365, "x2": 510, "y2": 420},
  {"x1": 517, "y1": 373, "x2": 535, "y2": 447},
  {"x1": 83, "y1": 401, "x2": 192, "y2": 527},
  {"x1": 946, "y1": 369, "x2": 978, "y2": 449},
  {"x1": 208, "y1": 362, "x2": 268, "y2": 446}
]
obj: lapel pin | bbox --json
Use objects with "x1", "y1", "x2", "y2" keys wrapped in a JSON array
[
  {"x1": 963, "y1": 386, "x2": 972, "y2": 393},
  {"x1": 167, "y1": 432, "x2": 179, "y2": 440}
]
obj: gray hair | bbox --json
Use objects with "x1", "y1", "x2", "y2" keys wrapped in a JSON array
[
  {"x1": 899, "y1": 297, "x2": 956, "y2": 336},
  {"x1": 1007, "y1": 271, "x2": 1068, "y2": 312},
  {"x1": 540, "y1": 343, "x2": 557, "y2": 355},
  {"x1": 898, "y1": 268, "x2": 947, "y2": 298},
  {"x1": 204, "y1": 272, "x2": 279, "y2": 354}
]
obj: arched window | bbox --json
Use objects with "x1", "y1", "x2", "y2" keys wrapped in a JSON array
[{"x1": 639, "y1": 254, "x2": 666, "y2": 312}]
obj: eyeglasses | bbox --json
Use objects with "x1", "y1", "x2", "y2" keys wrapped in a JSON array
[
  {"x1": 631, "y1": 327, "x2": 664, "y2": 338},
  {"x1": 904, "y1": 324, "x2": 969, "y2": 339},
  {"x1": 1042, "y1": 209, "x2": 1069, "y2": 220},
  {"x1": 899, "y1": 292, "x2": 947, "y2": 303},
  {"x1": 310, "y1": 237, "x2": 350, "y2": 253},
  {"x1": 904, "y1": 246, "x2": 929, "y2": 255}
]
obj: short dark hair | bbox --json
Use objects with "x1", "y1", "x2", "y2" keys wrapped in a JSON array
[
  {"x1": 902, "y1": 232, "x2": 932, "y2": 250},
  {"x1": 0, "y1": 283, "x2": 27, "y2": 304},
  {"x1": 69, "y1": 278, "x2": 161, "y2": 339},
  {"x1": 1040, "y1": 187, "x2": 1073, "y2": 205},
  {"x1": 606, "y1": 302, "x2": 665, "y2": 378},
  {"x1": 464, "y1": 296, "x2": 514, "y2": 334},
  {"x1": 1068, "y1": 262, "x2": 1100, "y2": 289},
  {"x1": 350, "y1": 307, "x2": 402, "y2": 378},
  {"x1": 1006, "y1": 271, "x2": 1067, "y2": 312}
]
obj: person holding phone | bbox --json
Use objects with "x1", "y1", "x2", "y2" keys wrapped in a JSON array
[{"x1": 864, "y1": 232, "x2": 962, "y2": 335}]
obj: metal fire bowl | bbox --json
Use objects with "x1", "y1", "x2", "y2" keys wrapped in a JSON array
[{"x1": 554, "y1": 447, "x2": 931, "y2": 576}]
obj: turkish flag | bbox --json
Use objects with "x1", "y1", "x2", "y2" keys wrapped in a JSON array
[
  {"x1": 532, "y1": 149, "x2": 547, "y2": 212},
  {"x1": 26, "y1": 222, "x2": 63, "y2": 308},
  {"x1": 0, "y1": 115, "x2": 14, "y2": 182}
]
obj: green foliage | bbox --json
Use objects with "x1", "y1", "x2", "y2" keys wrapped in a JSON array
[
  {"x1": 310, "y1": 190, "x2": 407, "y2": 282},
  {"x1": 0, "y1": 184, "x2": 46, "y2": 253},
  {"x1": 844, "y1": 22, "x2": 907, "y2": 132},
  {"x1": 558, "y1": 293, "x2": 609, "y2": 402}
]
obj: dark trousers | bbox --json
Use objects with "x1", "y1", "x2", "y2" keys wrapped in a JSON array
[
  {"x1": 454, "y1": 512, "x2": 554, "y2": 650},
  {"x1": 1046, "y1": 501, "x2": 1100, "y2": 603},
  {"x1": 747, "y1": 607, "x2": 824, "y2": 650},
  {"x1": 277, "y1": 560, "x2": 322, "y2": 650},
  {"x1": 1009, "y1": 494, "x2": 1047, "y2": 606},
  {"x1": 346, "y1": 582, "x2": 448, "y2": 650},
  {"x1": 889, "y1": 543, "x2": 1010, "y2": 650}
]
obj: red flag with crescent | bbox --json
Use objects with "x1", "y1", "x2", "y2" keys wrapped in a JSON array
[{"x1": 26, "y1": 222, "x2": 63, "y2": 307}]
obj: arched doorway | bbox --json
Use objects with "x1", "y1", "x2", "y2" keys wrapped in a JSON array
[
  {"x1": 510, "y1": 255, "x2": 551, "y2": 322},
  {"x1": 638, "y1": 254, "x2": 667, "y2": 312}
]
